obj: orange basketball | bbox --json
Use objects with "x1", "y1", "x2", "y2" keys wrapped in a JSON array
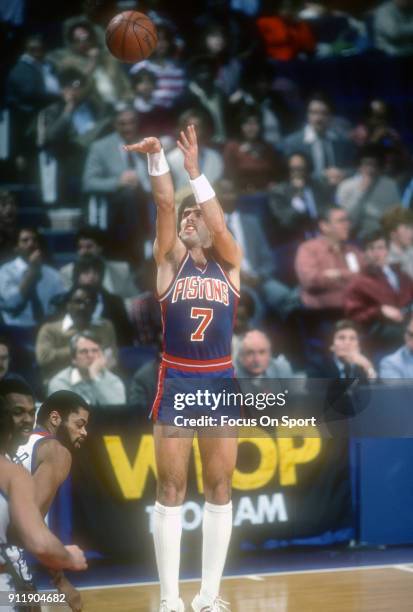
[{"x1": 105, "y1": 11, "x2": 158, "y2": 63}]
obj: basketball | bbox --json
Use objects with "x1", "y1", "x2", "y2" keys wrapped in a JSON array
[{"x1": 105, "y1": 11, "x2": 158, "y2": 63}]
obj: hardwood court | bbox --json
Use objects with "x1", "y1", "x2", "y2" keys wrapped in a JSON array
[{"x1": 63, "y1": 564, "x2": 413, "y2": 611}]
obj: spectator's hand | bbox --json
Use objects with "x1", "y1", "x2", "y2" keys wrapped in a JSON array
[
  {"x1": 62, "y1": 88, "x2": 76, "y2": 113},
  {"x1": 28, "y1": 249, "x2": 42, "y2": 267},
  {"x1": 88, "y1": 351, "x2": 107, "y2": 380},
  {"x1": 346, "y1": 351, "x2": 376, "y2": 378},
  {"x1": 324, "y1": 268, "x2": 342, "y2": 280},
  {"x1": 64, "y1": 545, "x2": 87, "y2": 571},
  {"x1": 176, "y1": 124, "x2": 200, "y2": 179},
  {"x1": 324, "y1": 167, "x2": 345, "y2": 186},
  {"x1": 119, "y1": 170, "x2": 139, "y2": 187},
  {"x1": 124, "y1": 137, "x2": 161, "y2": 155},
  {"x1": 381, "y1": 304, "x2": 403, "y2": 322}
]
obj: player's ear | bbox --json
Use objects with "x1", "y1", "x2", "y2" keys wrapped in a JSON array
[{"x1": 50, "y1": 410, "x2": 62, "y2": 427}]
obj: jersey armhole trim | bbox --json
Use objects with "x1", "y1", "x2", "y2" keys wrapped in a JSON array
[
  {"x1": 157, "y1": 251, "x2": 189, "y2": 302},
  {"x1": 215, "y1": 262, "x2": 241, "y2": 298}
]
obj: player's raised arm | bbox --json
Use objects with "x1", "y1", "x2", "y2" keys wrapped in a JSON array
[
  {"x1": 124, "y1": 137, "x2": 185, "y2": 264},
  {"x1": 177, "y1": 125, "x2": 242, "y2": 269}
]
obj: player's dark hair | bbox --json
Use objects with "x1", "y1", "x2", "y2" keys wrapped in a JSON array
[
  {"x1": 177, "y1": 195, "x2": 197, "y2": 228},
  {"x1": 37, "y1": 391, "x2": 90, "y2": 426},
  {"x1": 0, "y1": 378, "x2": 34, "y2": 400},
  {"x1": 72, "y1": 255, "x2": 105, "y2": 284},
  {"x1": 0, "y1": 394, "x2": 13, "y2": 445}
]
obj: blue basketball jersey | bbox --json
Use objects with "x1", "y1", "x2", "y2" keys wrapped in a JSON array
[{"x1": 158, "y1": 252, "x2": 239, "y2": 370}]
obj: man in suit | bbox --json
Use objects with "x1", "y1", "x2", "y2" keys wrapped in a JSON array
[
  {"x1": 379, "y1": 311, "x2": 413, "y2": 378},
  {"x1": 268, "y1": 151, "x2": 332, "y2": 244},
  {"x1": 82, "y1": 105, "x2": 151, "y2": 263},
  {"x1": 283, "y1": 92, "x2": 355, "y2": 185},
  {"x1": 216, "y1": 178, "x2": 299, "y2": 320},
  {"x1": 60, "y1": 226, "x2": 138, "y2": 301}
]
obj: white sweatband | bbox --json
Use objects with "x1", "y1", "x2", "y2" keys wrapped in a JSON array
[
  {"x1": 189, "y1": 174, "x2": 215, "y2": 204},
  {"x1": 147, "y1": 149, "x2": 169, "y2": 176}
]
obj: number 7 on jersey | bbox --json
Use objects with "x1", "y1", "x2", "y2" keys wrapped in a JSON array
[{"x1": 190, "y1": 307, "x2": 213, "y2": 341}]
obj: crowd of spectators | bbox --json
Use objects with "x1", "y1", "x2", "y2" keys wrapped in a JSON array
[{"x1": 2, "y1": 0, "x2": 413, "y2": 406}]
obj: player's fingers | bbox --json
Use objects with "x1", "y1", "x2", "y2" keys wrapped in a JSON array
[
  {"x1": 123, "y1": 143, "x2": 142, "y2": 152},
  {"x1": 189, "y1": 124, "x2": 197, "y2": 143},
  {"x1": 176, "y1": 140, "x2": 186, "y2": 153},
  {"x1": 179, "y1": 130, "x2": 190, "y2": 148}
]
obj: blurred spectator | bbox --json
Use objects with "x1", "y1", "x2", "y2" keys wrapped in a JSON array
[
  {"x1": 284, "y1": 93, "x2": 355, "y2": 187},
  {"x1": 128, "y1": 259, "x2": 162, "y2": 347},
  {"x1": 177, "y1": 55, "x2": 228, "y2": 144},
  {"x1": 196, "y1": 22, "x2": 242, "y2": 95},
  {"x1": 229, "y1": 63, "x2": 287, "y2": 147},
  {"x1": 60, "y1": 226, "x2": 138, "y2": 300},
  {"x1": 295, "y1": 207, "x2": 363, "y2": 310},
  {"x1": 235, "y1": 329, "x2": 294, "y2": 378},
  {"x1": 71, "y1": 255, "x2": 132, "y2": 346},
  {"x1": 6, "y1": 34, "x2": 60, "y2": 161},
  {"x1": 299, "y1": 2, "x2": 367, "y2": 57},
  {"x1": 128, "y1": 333, "x2": 162, "y2": 408},
  {"x1": 351, "y1": 99, "x2": 404, "y2": 149},
  {"x1": 382, "y1": 206, "x2": 413, "y2": 280},
  {"x1": 0, "y1": 191, "x2": 18, "y2": 264},
  {"x1": 215, "y1": 179, "x2": 297, "y2": 320},
  {"x1": 223, "y1": 108, "x2": 283, "y2": 192},
  {"x1": 36, "y1": 68, "x2": 111, "y2": 204},
  {"x1": 232, "y1": 291, "x2": 256, "y2": 358},
  {"x1": 48, "y1": 16, "x2": 132, "y2": 106},
  {"x1": 48, "y1": 331, "x2": 126, "y2": 405},
  {"x1": 256, "y1": 0, "x2": 316, "y2": 61},
  {"x1": 130, "y1": 67, "x2": 174, "y2": 139},
  {"x1": 82, "y1": 105, "x2": 151, "y2": 263},
  {"x1": 0, "y1": 339, "x2": 10, "y2": 381},
  {"x1": 337, "y1": 144, "x2": 401, "y2": 239},
  {"x1": 167, "y1": 108, "x2": 223, "y2": 193},
  {"x1": 373, "y1": 0, "x2": 413, "y2": 57},
  {"x1": 268, "y1": 151, "x2": 331, "y2": 244},
  {"x1": 0, "y1": 228, "x2": 64, "y2": 327},
  {"x1": 345, "y1": 230, "x2": 413, "y2": 352},
  {"x1": 130, "y1": 23, "x2": 186, "y2": 109},
  {"x1": 307, "y1": 319, "x2": 377, "y2": 380},
  {"x1": 379, "y1": 311, "x2": 413, "y2": 377},
  {"x1": 35, "y1": 285, "x2": 117, "y2": 385}
]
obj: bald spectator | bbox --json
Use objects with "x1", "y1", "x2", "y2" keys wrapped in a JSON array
[
  {"x1": 295, "y1": 207, "x2": 363, "y2": 311},
  {"x1": 336, "y1": 144, "x2": 401, "y2": 239},
  {"x1": 48, "y1": 331, "x2": 126, "y2": 405},
  {"x1": 382, "y1": 207, "x2": 413, "y2": 280},
  {"x1": 373, "y1": 0, "x2": 413, "y2": 57},
  {"x1": 345, "y1": 230, "x2": 413, "y2": 352},
  {"x1": 235, "y1": 330, "x2": 294, "y2": 379},
  {"x1": 35, "y1": 285, "x2": 117, "y2": 385}
]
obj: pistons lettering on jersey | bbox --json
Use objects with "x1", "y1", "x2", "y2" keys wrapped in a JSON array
[{"x1": 171, "y1": 276, "x2": 229, "y2": 306}]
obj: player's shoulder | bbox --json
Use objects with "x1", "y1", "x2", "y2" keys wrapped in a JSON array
[{"x1": 35, "y1": 437, "x2": 71, "y2": 464}]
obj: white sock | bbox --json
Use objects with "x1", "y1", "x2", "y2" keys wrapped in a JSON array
[
  {"x1": 153, "y1": 501, "x2": 182, "y2": 606},
  {"x1": 200, "y1": 501, "x2": 232, "y2": 603}
]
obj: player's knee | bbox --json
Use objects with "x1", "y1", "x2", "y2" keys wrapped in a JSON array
[
  {"x1": 157, "y1": 478, "x2": 186, "y2": 505},
  {"x1": 204, "y1": 477, "x2": 232, "y2": 504}
]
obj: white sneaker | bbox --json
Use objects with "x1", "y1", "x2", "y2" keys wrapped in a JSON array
[
  {"x1": 159, "y1": 598, "x2": 185, "y2": 611},
  {"x1": 191, "y1": 593, "x2": 230, "y2": 611}
]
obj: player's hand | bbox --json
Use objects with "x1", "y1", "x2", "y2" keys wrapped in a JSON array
[
  {"x1": 124, "y1": 137, "x2": 161, "y2": 154},
  {"x1": 64, "y1": 545, "x2": 87, "y2": 571},
  {"x1": 176, "y1": 124, "x2": 200, "y2": 179},
  {"x1": 55, "y1": 574, "x2": 83, "y2": 612}
]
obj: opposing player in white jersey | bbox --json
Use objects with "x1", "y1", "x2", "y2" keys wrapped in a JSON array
[
  {"x1": 0, "y1": 380, "x2": 89, "y2": 611},
  {"x1": 0, "y1": 393, "x2": 87, "y2": 612}
]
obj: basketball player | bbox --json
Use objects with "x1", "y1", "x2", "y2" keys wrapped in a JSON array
[
  {"x1": 0, "y1": 395, "x2": 87, "y2": 612},
  {"x1": 125, "y1": 125, "x2": 241, "y2": 612},
  {"x1": 0, "y1": 380, "x2": 89, "y2": 612}
]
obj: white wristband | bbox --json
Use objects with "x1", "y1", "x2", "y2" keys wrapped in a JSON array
[
  {"x1": 189, "y1": 174, "x2": 215, "y2": 204},
  {"x1": 147, "y1": 149, "x2": 169, "y2": 176}
]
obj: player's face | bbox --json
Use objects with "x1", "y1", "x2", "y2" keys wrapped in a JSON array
[
  {"x1": 331, "y1": 329, "x2": 360, "y2": 359},
  {"x1": 6, "y1": 393, "x2": 35, "y2": 445},
  {"x1": 62, "y1": 408, "x2": 89, "y2": 449},
  {"x1": 179, "y1": 206, "x2": 211, "y2": 248}
]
